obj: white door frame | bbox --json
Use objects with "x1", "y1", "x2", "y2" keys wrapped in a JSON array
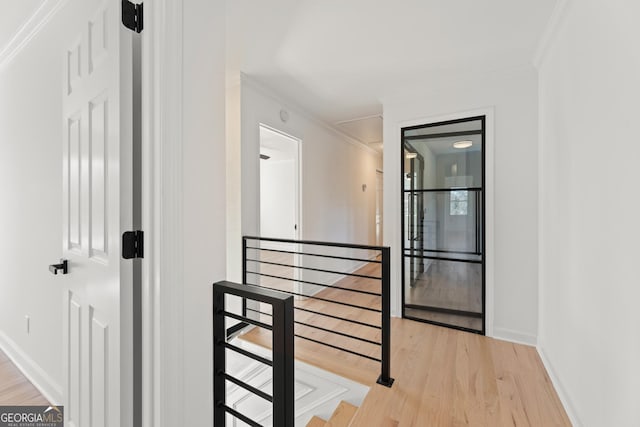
[
  {"x1": 393, "y1": 108, "x2": 495, "y2": 337},
  {"x1": 376, "y1": 169, "x2": 384, "y2": 247},
  {"x1": 140, "y1": 1, "x2": 185, "y2": 426},
  {"x1": 140, "y1": 1, "x2": 227, "y2": 425},
  {"x1": 258, "y1": 123, "x2": 302, "y2": 242},
  {"x1": 257, "y1": 123, "x2": 303, "y2": 298}
]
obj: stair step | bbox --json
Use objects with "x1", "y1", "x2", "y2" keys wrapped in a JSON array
[
  {"x1": 325, "y1": 401, "x2": 359, "y2": 427},
  {"x1": 306, "y1": 415, "x2": 328, "y2": 427}
]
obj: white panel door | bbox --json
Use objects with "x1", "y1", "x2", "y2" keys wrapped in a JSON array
[{"x1": 61, "y1": 0, "x2": 133, "y2": 426}]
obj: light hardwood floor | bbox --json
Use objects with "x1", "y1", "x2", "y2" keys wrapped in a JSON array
[
  {"x1": 349, "y1": 320, "x2": 571, "y2": 426},
  {"x1": 240, "y1": 254, "x2": 571, "y2": 426},
  {"x1": 0, "y1": 350, "x2": 48, "y2": 406},
  {"x1": 242, "y1": 318, "x2": 571, "y2": 426}
]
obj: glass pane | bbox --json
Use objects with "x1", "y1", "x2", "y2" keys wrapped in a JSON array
[
  {"x1": 404, "y1": 258, "x2": 482, "y2": 311},
  {"x1": 403, "y1": 120, "x2": 482, "y2": 191},
  {"x1": 403, "y1": 191, "x2": 482, "y2": 255},
  {"x1": 404, "y1": 258, "x2": 482, "y2": 331}
]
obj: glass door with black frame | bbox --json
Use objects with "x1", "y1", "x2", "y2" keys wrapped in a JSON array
[{"x1": 401, "y1": 117, "x2": 485, "y2": 334}]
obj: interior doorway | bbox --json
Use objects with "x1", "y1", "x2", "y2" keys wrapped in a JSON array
[
  {"x1": 259, "y1": 125, "x2": 301, "y2": 241},
  {"x1": 401, "y1": 116, "x2": 485, "y2": 334},
  {"x1": 257, "y1": 124, "x2": 302, "y2": 301},
  {"x1": 376, "y1": 170, "x2": 384, "y2": 246}
]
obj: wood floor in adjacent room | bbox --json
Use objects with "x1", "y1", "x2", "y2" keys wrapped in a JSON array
[
  {"x1": 0, "y1": 350, "x2": 48, "y2": 406},
  {"x1": 240, "y1": 252, "x2": 571, "y2": 426}
]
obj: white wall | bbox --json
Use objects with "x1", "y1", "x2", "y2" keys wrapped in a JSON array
[
  {"x1": 235, "y1": 79, "x2": 382, "y2": 296},
  {"x1": 240, "y1": 78, "x2": 381, "y2": 246},
  {"x1": 537, "y1": 1, "x2": 640, "y2": 425},
  {"x1": 0, "y1": 1, "x2": 85, "y2": 403},
  {"x1": 226, "y1": 81, "x2": 242, "y2": 283},
  {"x1": 383, "y1": 65, "x2": 539, "y2": 343}
]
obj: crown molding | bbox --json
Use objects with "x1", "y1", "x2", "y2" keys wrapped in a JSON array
[
  {"x1": 0, "y1": 0, "x2": 68, "y2": 72},
  {"x1": 533, "y1": 0, "x2": 573, "y2": 69}
]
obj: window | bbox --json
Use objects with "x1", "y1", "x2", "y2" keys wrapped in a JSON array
[{"x1": 450, "y1": 190, "x2": 468, "y2": 215}]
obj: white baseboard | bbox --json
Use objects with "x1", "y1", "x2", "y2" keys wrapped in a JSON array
[
  {"x1": 0, "y1": 330, "x2": 62, "y2": 405},
  {"x1": 537, "y1": 345, "x2": 582, "y2": 427},
  {"x1": 492, "y1": 327, "x2": 538, "y2": 346}
]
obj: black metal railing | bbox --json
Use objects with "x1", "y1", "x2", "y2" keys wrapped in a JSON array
[
  {"x1": 213, "y1": 281, "x2": 294, "y2": 426},
  {"x1": 239, "y1": 236, "x2": 394, "y2": 387}
]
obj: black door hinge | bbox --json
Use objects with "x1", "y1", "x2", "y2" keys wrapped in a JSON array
[
  {"x1": 122, "y1": 0, "x2": 143, "y2": 33},
  {"x1": 122, "y1": 231, "x2": 144, "y2": 259}
]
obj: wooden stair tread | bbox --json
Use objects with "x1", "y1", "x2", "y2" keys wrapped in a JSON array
[
  {"x1": 306, "y1": 415, "x2": 328, "y2": 427},
  {"x1": 325, "y1": 401, "x2": 359, "y2": 427}
]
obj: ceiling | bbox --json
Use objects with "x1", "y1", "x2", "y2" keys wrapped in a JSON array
[
  {"x1": 335, "y1": 115, "x2": 383, "y2": 151},
  {"x1": 0, "y1": 0, "x2": 44, "y2": 55},
  {"x1": 2, "y1": 1, "x2": 558, "y2": 151},
  {"x1": 227, "y1": 0, "x2": 558, "y2": 145}
]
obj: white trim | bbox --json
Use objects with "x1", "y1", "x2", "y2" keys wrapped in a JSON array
[
  {"x1": 535, "y1": 5, "x2": 579, "y2": 425},
  {"x1": 259, "y1": 123, "x2": 302, "y2": 145},
  {"x1": 537, "y1": 345, "x2": 583, "y2": 427},
  {"x1": 492, "y1": 328, "x2": 537, "y2": 347},
  {"x1": 241, "y1": 74, "x2": 379, "y2": 156},
  {"x1": 537, "y1": 56, "x2": 547, "y2": 356},
  {"x1": 140, "y1": 1, "x2": 157, "y2": 425},
  {"x1": 140, "y1": 0, "x2": 184, "y2": 426},
  {"x1": 0, "y1": 0, "x2": 69, "y2": 71},
  {"x1": 392, "y1": 107, "x2": 495, "y2": 337},
  {"x1": 533, "y1": 0, "x2": 573, "y2": 69},
  {"x1": 0, "y1": 330, "x2": 62, "y2": 405},
  {"x1": 296, "y1": 131, "x2": 303, "y2": 242}
]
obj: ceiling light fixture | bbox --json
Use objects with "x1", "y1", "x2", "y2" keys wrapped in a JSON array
[
  {"x1": 453, "y1": 140, "x2": 473, "y2": 149},
  {"x1": 406, "y1": 152, "x2": 417, "y2": 159}
]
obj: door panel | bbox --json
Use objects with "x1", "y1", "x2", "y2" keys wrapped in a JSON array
[
  {"x1": 89, "y1": 306, "x2": 109, "y2": 427},
  {"x1": 89, "y1": 93, "x2": 109, "y2": 261},
  {"x1": 61, "y1": 1, "x2": 132, "y2": 426},
  {"x1": 66, "y1": 292, "x2": 82, "y2": 427},
  {"x1": 401, "y1": 117, "x2": 485, "y2": 334},
  {"x1": 67, "y1": 114, "x2": 82, "y2": 251}
]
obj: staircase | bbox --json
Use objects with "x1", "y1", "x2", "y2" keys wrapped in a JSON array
[{"x1": 306, "y1": 401, "x2": 359, "y2": 427}]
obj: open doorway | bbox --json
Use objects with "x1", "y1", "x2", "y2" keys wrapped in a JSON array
[
  {"x1": 256, "y1": 125, "x2": 303, "y2": 298},
  {"x1": 376, "y1": 170, "x2": 384, "y2": 246},
  {"x1": 259, "y1": 125, "x2": 301, "y2": 241}
]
